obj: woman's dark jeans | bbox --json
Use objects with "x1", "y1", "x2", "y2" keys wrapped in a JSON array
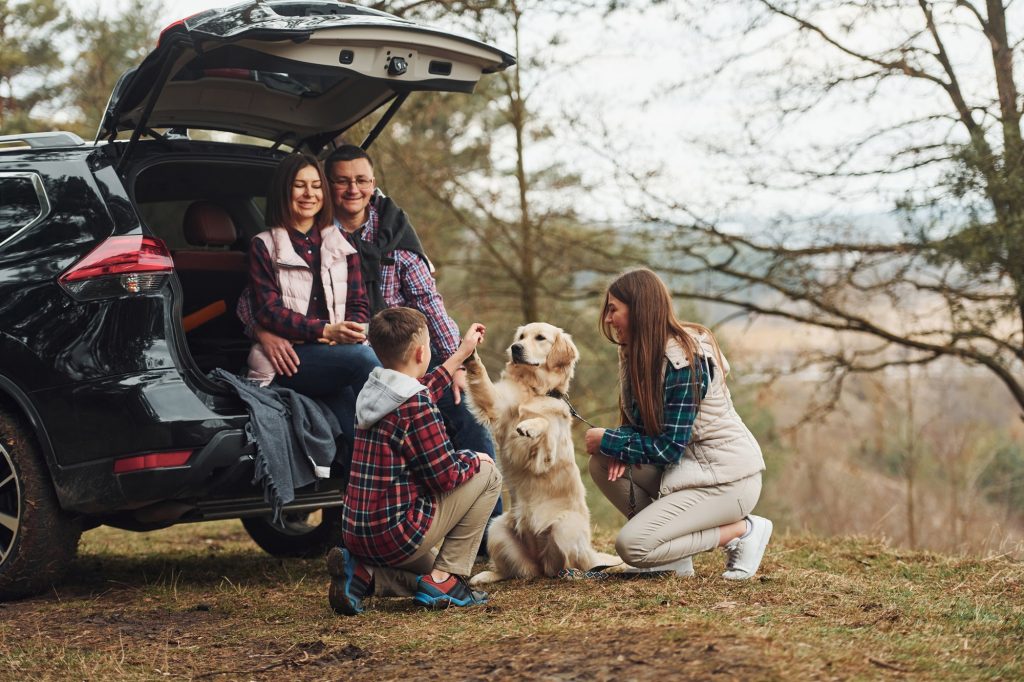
[{"x1": 274, "y1": 341, "x2": 381, "y2": 448}]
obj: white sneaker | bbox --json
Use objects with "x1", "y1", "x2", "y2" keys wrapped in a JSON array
[
  {"x1": 722, "y1": 515, "x2": 772, "y2": 580},
  {"x1": 665, "y1": 555, "x2": 695, "y2": 577},
  {"x1": 622, "y1": 555, "x2": 694, "y2": 577}
]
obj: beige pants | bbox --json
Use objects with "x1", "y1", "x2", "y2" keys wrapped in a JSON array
[
  {"x1": 589, "y1": 456, "x2": 762, "y2": 567},
  {"x1": 373, "y1": 459, "x2": 502, "y2": 597}
]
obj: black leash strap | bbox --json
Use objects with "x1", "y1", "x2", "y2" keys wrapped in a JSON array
[
  {"x1": 548, "y1": 390, "x2": 638, "y2": 519},
  {"x1": 552, "y1": 391, "x2": 599, "y2": 429},
  {"x1": 626, "y1": 465, "x2": 637, "y2": 519}
]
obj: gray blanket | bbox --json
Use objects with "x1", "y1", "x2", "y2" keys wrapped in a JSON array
[{"x1": 209, "y1": 369, "x2": 342, "y2": 524}]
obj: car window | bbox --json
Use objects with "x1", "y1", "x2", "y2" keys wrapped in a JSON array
[
  {"x1": 137, "y1": 197, "x2": 267, "y2": 250},
  {"x1": 136, "y1": 200, "x2": 193, "y2": 250},
  {"x1": 0, "y1": 173, "x2": 47, "y2": 246}
]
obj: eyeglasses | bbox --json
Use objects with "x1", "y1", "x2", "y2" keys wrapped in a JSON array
[{"x1": 330, "y1": 176, "x2": 374, "y2": 189}]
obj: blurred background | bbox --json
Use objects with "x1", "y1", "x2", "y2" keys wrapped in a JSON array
[{"x1": 4, "y1": 0, "x2": 1021, "y2": 557}]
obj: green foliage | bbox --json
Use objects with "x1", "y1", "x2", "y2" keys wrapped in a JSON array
[
  {"x1": 65, "y1": 0, "x2": 162, "y2": 138},
  {"x1": 929, "y1": 139, "x2": 1024, "y2": 288},
  {"x1": 978, "y1": 438, "x2": 1024, "y2": 522},
  {"x1": 0, "y1": 0, "x2": 163, "y2": 136},
  {"x1": 0, "y1": 0, "x2": 69, "y2": 133}
]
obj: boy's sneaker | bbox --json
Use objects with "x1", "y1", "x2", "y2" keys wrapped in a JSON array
[
  {"x1": 327, "y1": 547, "x2": 374, "y2": 616},
  {"x1": 722, "y1": 515, "x2": 773, "y2": 580},
  {"x1": 413, "y1": 574, "x2": 489, "y2": 609}
]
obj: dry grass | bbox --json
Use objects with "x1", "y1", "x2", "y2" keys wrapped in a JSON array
[{"x1": 1, "y1": 522, "x2": 1022, "y2": 680}]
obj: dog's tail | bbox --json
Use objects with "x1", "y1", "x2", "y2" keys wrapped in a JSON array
[{"x1": 588, "y1": 551, "x2": 623, "y2": 572}]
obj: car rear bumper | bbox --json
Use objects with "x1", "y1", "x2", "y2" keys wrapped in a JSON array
[{"x1": 29, "y1": 368, "x2": 260, "y2": 513}]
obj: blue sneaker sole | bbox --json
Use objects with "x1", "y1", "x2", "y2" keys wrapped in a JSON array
[
  {"x1": 412, "y1": 590, "x2": 487, "y2": 609},
  {"x1": 327, "y1": 547, "x2": 365, "y2": 616}
]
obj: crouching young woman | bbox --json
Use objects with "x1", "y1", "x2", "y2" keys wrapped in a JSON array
[{"x1": 585, "y1": 267, "x2": 772, "y2": 580}]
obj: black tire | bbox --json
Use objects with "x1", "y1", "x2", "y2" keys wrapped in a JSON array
[
  {"x1": 241, "y1": 508, "x2": 343, "y2": 558},
  {"x1": 0, "y1": 409, "x2": 82, "y2": 601}
]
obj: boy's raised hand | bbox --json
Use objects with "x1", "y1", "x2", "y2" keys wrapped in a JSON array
[
  {"x1": 446, "y1": 323, "x2": 486, "y2": 401},
  {"x1": 460, "y1": 323, "x2": 486, "y2": 356}
]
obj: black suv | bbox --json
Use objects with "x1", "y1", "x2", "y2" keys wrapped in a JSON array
[{"x1": 0, "y1": 1, "x2": 511, "y2": 600}]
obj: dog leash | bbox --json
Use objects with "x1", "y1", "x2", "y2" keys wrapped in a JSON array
[
  {"x1": 547, "y1": 390, "x2": 599, "y2": 429},
  {"x1": 548, "y1": 390, "x2": 637, "y2": 519}
]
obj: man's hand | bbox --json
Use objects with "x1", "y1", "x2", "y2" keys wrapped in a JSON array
[
  {"x1": 475, "y1": 452, "x2": 495, "y2": 466},
  {"x1": 257, "y1": 327, "x2": 299, "y2": 377},
  {"x1": 322, "y1": 321, "x2": 367, "y2": 345},
  {"x1": 452, "y1": 366, "x2": 468, "y2": 405}
]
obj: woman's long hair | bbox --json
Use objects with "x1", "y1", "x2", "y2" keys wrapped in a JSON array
[
  {"x1": 600, "y1": 267, "x2": 722, "y2": 436},
  {"x1": 265, "y1": 153, "x2": 333, "y2": 231}
]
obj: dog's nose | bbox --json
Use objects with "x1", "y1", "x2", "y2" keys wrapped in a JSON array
[{"x1": 510, "y1": 343, "x2": 525, "y2": 361}]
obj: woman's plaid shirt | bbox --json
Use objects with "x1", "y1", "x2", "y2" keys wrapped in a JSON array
[
  {"x1": 341, "y1": 366, "x2": 480, "y2": 566},
  {"x1": 600, "y1": 363, "x2": 711, "y2": 466}
]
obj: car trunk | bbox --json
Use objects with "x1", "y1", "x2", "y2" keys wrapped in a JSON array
[
  {"x1": 106, "y1": 1, "x2": 514, "y2": 379},
  {"x1": 129, "y1": 146, "x2": 280, "y2": 376}
]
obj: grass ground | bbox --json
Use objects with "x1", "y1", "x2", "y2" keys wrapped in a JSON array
[{"x1": 1, "y1": 522, "x2": 1022, "y2": 681}]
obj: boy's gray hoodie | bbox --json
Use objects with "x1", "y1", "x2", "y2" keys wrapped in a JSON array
[{"x1": 356, "y1": 367, "x2": 428, "y2": 429}]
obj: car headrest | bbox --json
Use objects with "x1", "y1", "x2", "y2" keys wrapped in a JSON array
[{"x1": 183, "y1": 201, "x2": 238, "y2": 247}]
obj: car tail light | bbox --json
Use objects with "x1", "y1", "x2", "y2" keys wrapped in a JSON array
[
  {"x1": 158, "y1": 13, "x2": 203, "y2": 45},
  {"x1": 113, "y1": 450, "x2": 194, "y2": 474},
  {"x1": 59, "y1": 235, "x2": 174, "y2": 300}
]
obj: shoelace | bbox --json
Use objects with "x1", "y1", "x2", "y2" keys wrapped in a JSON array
[{"x1": 723, "y1": 539, "x2": 741, "y2": 569}]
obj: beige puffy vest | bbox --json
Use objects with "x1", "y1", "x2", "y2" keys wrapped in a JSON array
[{"x1": 620, "y1": 334, "x2": 766, "y2": 495}]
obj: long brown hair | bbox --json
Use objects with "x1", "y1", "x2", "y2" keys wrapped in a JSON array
[
  {"x1": 265, "y1": 153, "x2": 333, "y2": 231},
  {"x1": 600, "y1": 268, "x2": 721, "y2": 436}
]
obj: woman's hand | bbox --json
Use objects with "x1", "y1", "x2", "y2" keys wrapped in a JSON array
[
  {"x1": 584, "y1": 427, "x2": 606, "y2": 456},
  {"x1": 322, "y1": 321, "x2": 368, "y2": 345},
  {"x1": 257, "y1": 327, "x2": 300, "y2": 377},
  {"x1": 604, "y1": 456, "x2": 627, "y2": 482},
  {"x1": 587, "y1": 428, "x2": 627, "y2": 481}
]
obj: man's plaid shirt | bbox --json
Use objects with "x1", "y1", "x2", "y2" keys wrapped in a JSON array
[
  {"x1": 599, "y1": 362, "x2": 711, "y2": 466},
  {"x1": 340, "y1": 196, "x2": 461, "y2": 359},
  {"x1": 341, "y1": 366, "x2": 480, "y2": 566}
]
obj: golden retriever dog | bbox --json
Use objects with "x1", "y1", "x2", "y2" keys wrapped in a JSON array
[{"x1": 464, "y1": 322, "x2": 619, "y2": 585}]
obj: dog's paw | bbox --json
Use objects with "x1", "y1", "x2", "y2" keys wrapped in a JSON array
[
  {"x1": 470, "y1": 570, "x2": 502, "y2": 586},
  {"x1": 515, "y1": 417, "x2": 546, "y2": 439}
]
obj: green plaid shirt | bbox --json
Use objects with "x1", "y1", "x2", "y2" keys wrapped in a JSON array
[{"x1": 600, "y1": 363, "x2": 710, "y2": 465}]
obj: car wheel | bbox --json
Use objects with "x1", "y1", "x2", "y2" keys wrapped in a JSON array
[
  {"x1": 0, "y1": 410, "x2": 82, "y2": 601},
  {"x1": 241, "y1": 508, "x2": 343, "y2": 558}
]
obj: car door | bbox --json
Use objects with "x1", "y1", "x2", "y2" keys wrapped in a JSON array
[{"x1": 97, "y1": 0, "x2": 515, "y2": 151}]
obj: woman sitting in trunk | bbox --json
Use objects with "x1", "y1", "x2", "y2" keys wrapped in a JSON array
[{"x1": 246, "y1": 153, "x2": 380, "y2": 447}]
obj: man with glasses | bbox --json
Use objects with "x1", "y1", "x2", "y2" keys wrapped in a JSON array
[{"x1": 241, "y1": 145, "x2": 500, "y2": 546}]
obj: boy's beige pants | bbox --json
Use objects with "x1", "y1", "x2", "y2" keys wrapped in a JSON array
[
  {"x1": 589, "y1": 455, "x2": 762, "y2": 567},
  {"x1": 372, "y1": 459, "x2": 502, "y2": 597}
]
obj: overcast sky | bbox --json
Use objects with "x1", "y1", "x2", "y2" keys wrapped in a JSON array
[{"x1": 73, "y1": 0, "x2": 1015, "y2": 223}]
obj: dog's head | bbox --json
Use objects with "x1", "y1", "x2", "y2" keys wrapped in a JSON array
[{"x1": 506, "y1": 322, "x2": 578, "y2": 393}]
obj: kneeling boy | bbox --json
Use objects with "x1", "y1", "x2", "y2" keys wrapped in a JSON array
[{"x1": 328, "y1": 307, "x2": 501, "y2": 614}]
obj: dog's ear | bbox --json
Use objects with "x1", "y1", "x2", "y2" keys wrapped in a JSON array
[{"x1": 546, "y1": 331, "x2": 579, "y2": 370}]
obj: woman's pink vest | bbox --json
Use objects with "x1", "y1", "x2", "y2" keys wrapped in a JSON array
[{"x1": 246, "y1": 226, "x2": 356, "y2": 386}]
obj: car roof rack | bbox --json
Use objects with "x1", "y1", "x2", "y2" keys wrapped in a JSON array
[{"x1": 0, "y1": 131, "x2": 86, "y2": 149}]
